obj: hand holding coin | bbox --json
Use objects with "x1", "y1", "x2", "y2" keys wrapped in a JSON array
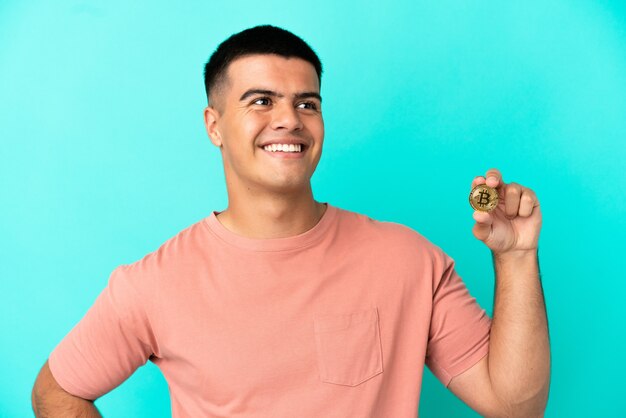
[{"x1": 470, "y1": 168, "x2": 542, "y2": 255}]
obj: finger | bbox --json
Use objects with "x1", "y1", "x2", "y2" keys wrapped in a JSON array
[
  {"x1": 504, "y1": 182, "x2": 522, "y2": 219},
  {"x1": 471, "y1": 175, "x2": 487, "y2": 189},
  {"x1": 485, "y1": 168, "x2": 503, "y2": 188},
  {"x1": 472, "y1": 210, "x2": 493, "y2": 241},
  {"x1": 518, "y1": 188, "x2": 539, "y2": 217}
]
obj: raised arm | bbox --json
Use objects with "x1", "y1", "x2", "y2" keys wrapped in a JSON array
[
  {"x1": 447, "y1": 168, "x2": 551, "y2": 417},
  {"x1": 32, "y1": 360, "x2": 102, "y2": 418}
]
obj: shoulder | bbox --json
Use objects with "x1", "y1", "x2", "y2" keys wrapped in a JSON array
[
  {"x1": 115, "y1": 216, "x2": 210, "y2": 279},
  {"x1": 334, "y1": 206, "x2": 445, "y2": 260}
]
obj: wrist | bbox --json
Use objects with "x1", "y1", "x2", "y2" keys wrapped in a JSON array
[
  {"x1": 493, "y1": 248, "x2": 538, "y2": 263},
  {"x1": 492, "y1": 248, "x2": 540, "y2": 281}
]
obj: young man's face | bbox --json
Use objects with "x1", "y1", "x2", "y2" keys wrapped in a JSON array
[{"x1": 204, "y1": 54, "x2": 324, "y2": 196}]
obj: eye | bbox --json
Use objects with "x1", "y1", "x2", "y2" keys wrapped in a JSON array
[
  {"x1": 252, "y1": 97, "x2": 272, "y2": 106},
  {"x1": 297, "y1": 101, "x2": 319, "y2": 111}
]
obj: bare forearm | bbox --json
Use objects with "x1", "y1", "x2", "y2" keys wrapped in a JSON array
[
  {"x1": 32, "y1": 361, "x2": 102, "y2": 418},
  {"x1": 32, "y1": 394, "x2": 102, "y2": 418},
  {"x1": 488, "y1": 249, "x2": 551, "y2": 416}
]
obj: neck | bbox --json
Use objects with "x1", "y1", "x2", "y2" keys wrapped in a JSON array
[{"x1": 216, "y1": 186, "x2": 326, "y2": 239}]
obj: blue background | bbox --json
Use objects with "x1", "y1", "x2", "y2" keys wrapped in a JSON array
[{"x1": 2, "y1": 1, "x2": 625, "y2": 416}]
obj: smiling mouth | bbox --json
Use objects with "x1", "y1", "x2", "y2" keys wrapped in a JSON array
[{"x1": 259, "y1": 144, "x2": 308, "y2": 153}]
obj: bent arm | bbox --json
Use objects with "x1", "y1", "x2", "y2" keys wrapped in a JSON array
[
  {"x1": 32, "y1": 360, "x2": 102, "y2": 418},
  {"x1": 448, "y1": 251, "x2": 551, "y2": 417}
]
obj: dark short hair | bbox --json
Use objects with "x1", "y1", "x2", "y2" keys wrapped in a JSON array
[{"x1": 203, "y1": 25, "x2": 323, "y2": 106}]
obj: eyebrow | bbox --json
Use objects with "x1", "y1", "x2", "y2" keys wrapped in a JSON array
[{"x1": 239, "y1": 89, "x2": 322, "y2": 102}]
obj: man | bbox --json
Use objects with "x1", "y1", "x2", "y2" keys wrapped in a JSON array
[{"x1": 32, "y1": 25, "x2": 550, "y2": 417}]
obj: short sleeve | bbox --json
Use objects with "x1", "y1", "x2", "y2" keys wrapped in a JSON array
[
  {"x1": 48, "y1": 265, "x2": 159, "y2": 400},
  {"x1": 425, "y1": 251, "x2": 492, "y2": 387}
]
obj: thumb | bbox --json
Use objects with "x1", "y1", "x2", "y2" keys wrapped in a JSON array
[{"x1": 472, "y1": 210, "x2": 493, "y2": 242}]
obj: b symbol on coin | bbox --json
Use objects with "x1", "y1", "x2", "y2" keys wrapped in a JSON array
[
  {"x1": 469, "y1": 185, "x2": 499, "y2": 212},
  {"x1": 477, "y1": 190, "x2": 490, "y2": 205}
]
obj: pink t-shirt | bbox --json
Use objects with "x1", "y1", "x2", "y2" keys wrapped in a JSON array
[{"x1": 49, "y1": 203, "x2": 491, "y2": 417}]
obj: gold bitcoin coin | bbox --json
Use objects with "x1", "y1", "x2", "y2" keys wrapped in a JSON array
[{"x1": 469, "y1": 184, "x2": 499, "y2": 212}]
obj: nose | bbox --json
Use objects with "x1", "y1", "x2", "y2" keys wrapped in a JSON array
[{"x1": 270, "y1": 102, "x2": 303, "y2": 131}]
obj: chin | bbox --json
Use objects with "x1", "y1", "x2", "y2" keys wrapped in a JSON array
[{"x1": 265, "y1": 179, "x2": 310, "y2": 193}]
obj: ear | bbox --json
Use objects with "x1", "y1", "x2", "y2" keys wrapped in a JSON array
[{"x1": 203, "y1": 106, "x2": 222, "y2": 147}]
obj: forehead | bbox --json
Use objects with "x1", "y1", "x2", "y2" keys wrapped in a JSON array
[{"x1": 224, "y1": 54, "x2": 320, "y2": 93}]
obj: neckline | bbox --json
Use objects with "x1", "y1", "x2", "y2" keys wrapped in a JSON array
[{"x1": 203, "y1": 203, "x2": 337, "y2": 252}]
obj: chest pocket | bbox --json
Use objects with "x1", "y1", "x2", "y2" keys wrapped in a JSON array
[{"x1": 313, "y1": 307, "x2": 383, "y2": 386}]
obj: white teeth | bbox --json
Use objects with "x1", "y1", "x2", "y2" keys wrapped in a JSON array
[{"x1": 263, "y1": 144, "x2": 302, "y2": 153}]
